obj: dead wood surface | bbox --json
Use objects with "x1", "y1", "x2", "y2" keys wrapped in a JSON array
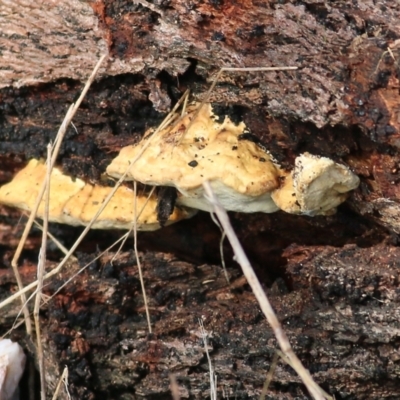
[{"x1": 1, "y1": 0, "x2": 400, "y2": 399}]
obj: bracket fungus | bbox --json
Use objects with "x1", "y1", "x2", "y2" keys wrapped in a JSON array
[
  {"x1": 0, "y1": 159, "x2": 195, "y2": 230},
  {"x1": 107, "y1": 103, "x2": 282, "y2": 213},
  {"x1": 107, "y1": 103, "x2": 359, "y2": 215},
  {"x1": 271, "y1": 153, "x2": 360, "y2": 216}
]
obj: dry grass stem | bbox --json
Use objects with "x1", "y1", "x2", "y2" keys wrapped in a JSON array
[
  {"x1": 199, "y1": 318, "x2": 217, "y2": 400},
  {"x1": 202, "y1": 181, "x2": 333, "y2": 400},
  {"x1": 209, "y1": 212, "x2": 229, "y2": 284},
  {"x1": 260, "y1": 352, "x2": 279, "y2": 400},
  {"x1": 51, "y1": 366, "x2": 71, "y2": 400},
  {"x1": 32, "y1": 218, "x2": 74, "y2": 257},
  {"x1": 110, "y1": 186, "x2": 156, "y2": 264},
  {"x1": 133, "y1": 181, "x2": 152, "y2": 332},
  {"x1": 2, "y1": 288, "x2": 39, "y2": 339},
  {"x1": 34, "y1": 145, "x2": 52, "y2": 400}
]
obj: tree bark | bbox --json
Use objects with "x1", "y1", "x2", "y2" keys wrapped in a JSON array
[{"x1": 0, "y1": 1, "x2": 400, "y2": 399}]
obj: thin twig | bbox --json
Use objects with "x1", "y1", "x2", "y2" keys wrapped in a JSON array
[
  {"x1": 202, "y1": 181, "x2": 332, "y2": 400},
  {"x1": 51, "y1": 366, "x2": 70, "y2": 400},
  {"x1": 32, "y1": 218, "x2": 74, "y2": 257},
  {"x1": 34, "y1": 145, "x2": 52, "y2": 400},
  {"x1": 133, "y1": 181, "x2": 152, "y2": 332},
  {"x1": 6, "y1": 288, "x2": 40, "y2": 337},
  {"x1": 209, "y1": 212, "x2": 229, "y2": 284},
  {"x1": 260, "y1": 352, "x2": 279, "y2": 400},
  {"x1": 110, "y1": 186, "x2": 156, "y2": 264},
  {"x1": 199, "y1": 319, "x2": 217, "y2": 400}
]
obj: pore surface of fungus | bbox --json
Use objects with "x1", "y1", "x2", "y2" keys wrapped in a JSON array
[
  {"x1": 107, "y1": 103, "x2": 282, "y2": 213},
  {"x1": 271, "y1": 153, "x2": 360, "y2": 216},
  {"x1": 0, "y1": 160, "x2": 195, "y2": 230}
]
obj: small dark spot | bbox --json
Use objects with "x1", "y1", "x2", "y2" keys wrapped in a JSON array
[
  {"x1": 188, "y1": 160, "x2": 198, "y2": 167},
  {"x1": 297, "y1": 55, "x2": 305, "y2": 63},
  {"x1": 92, "y1": 201, "x2": 99, "y2": 205},
  {"x1": 385, "y1": 125, "x2": 396, "y2": 135},
  {"x1": 194, "y1": 137, "x2": 200, "y2": 142},
  {"x1": 137, "y1": 30, "x2": 148, "y2": 38},
  {"x1": 236, "y1": 28, "x2": 243, "y2": 37},
  {"x1": 259, "y1": 157, "x2": 266, "y2": 162},
  {"x1": 250, "y1": 25, "x2": 265, "y2": 38},
  {"x1": 115, "y1": 41, "x2": 129, "y2": 58},
  {"x1": 210, "y1": 0, "x2": 224, "y2": 7},
  {"x1": 211, "y1": 31, "x2": 225, "y2": 42},
  {"x1": 232, "y1": 146, "x2": 238, "y2": 151},
  {"x1": 34, "y1": 44, "x2": 49, "y2": 53}
]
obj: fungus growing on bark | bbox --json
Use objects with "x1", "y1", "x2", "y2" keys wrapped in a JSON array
[
  {"x1": 271, "y1": 153, "x2": 360, "y2": 216},
  {"x1": 107, "y1": 103, "x2": 282, "y2": 213},
  {"x1": 107, "y1": 103, "x2": 360, "y2": 215},
  {"x1": 0, "y1": 159, "x2": 194, "y2": 230},
  {"x1": 0, "y1": 339, "x2": 26, "y2": 400}
]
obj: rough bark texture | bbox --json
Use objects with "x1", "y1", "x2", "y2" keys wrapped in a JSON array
[{"x1": 1, "y1": 0, "x2": 400, "y2": 399}]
